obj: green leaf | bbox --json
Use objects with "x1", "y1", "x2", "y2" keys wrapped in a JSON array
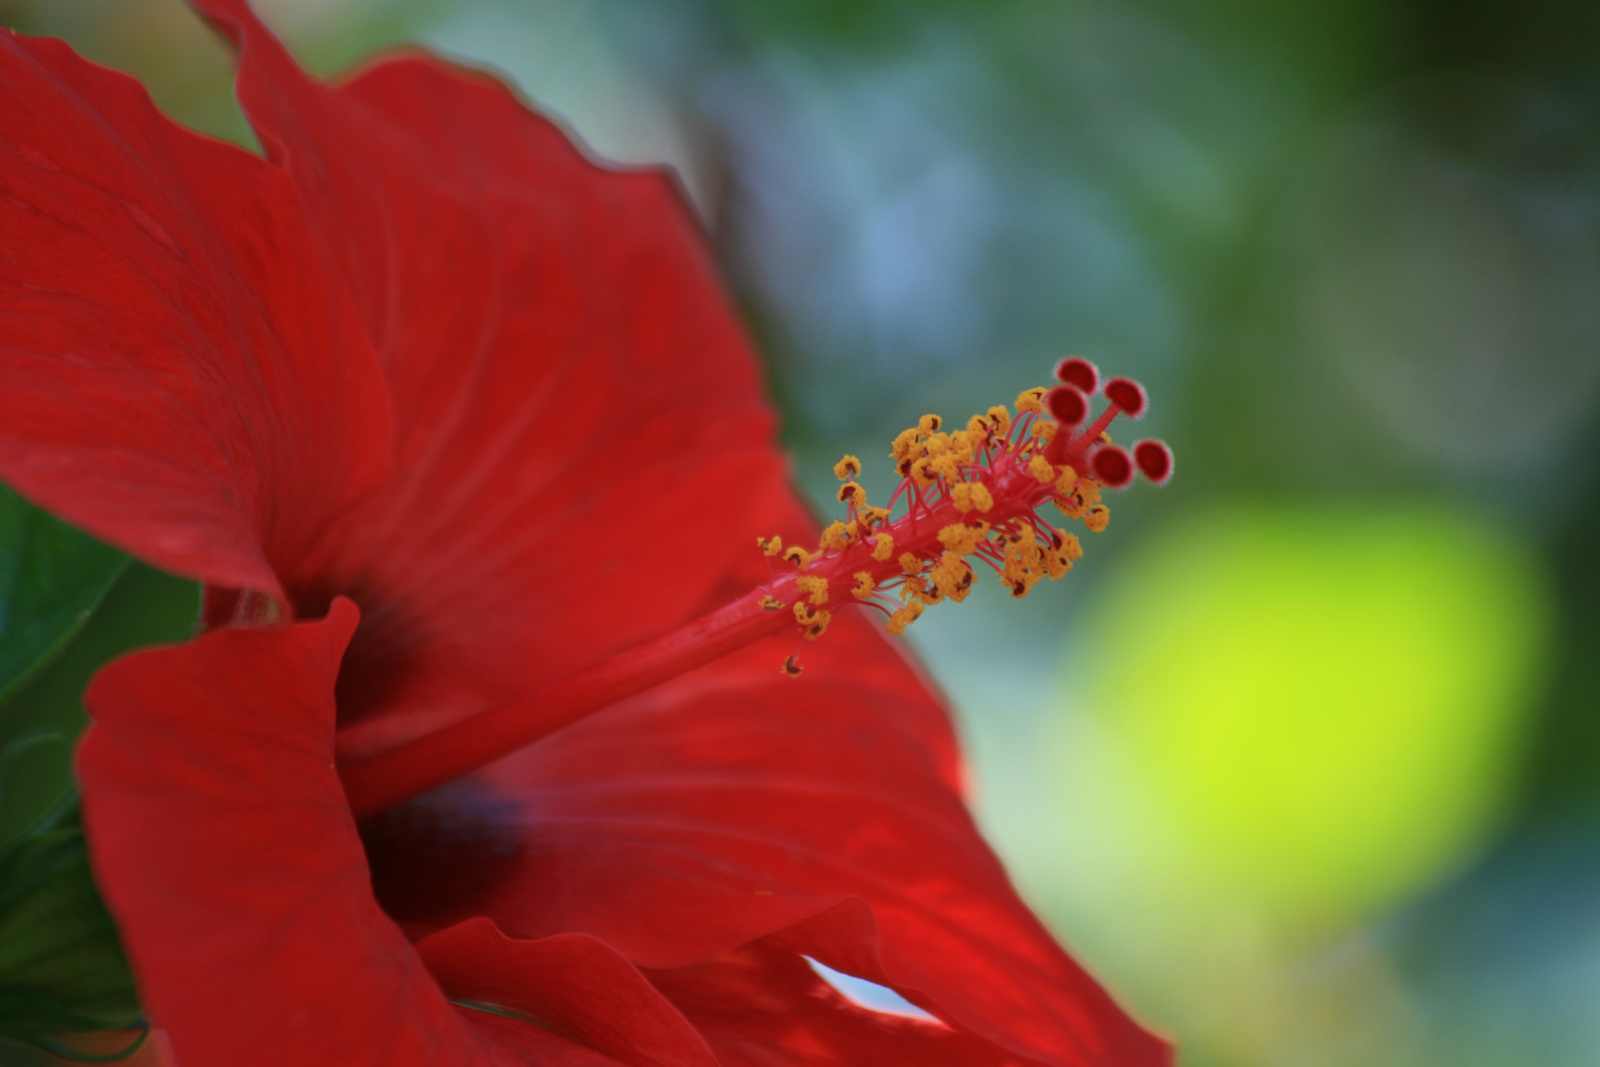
[
  {"x1": 0, "y1": 486, "x2": 128, "y2": 706},
  {"x1": 0, "y1": 491, "x2": 200, "y2": 1055},
  {"x1": 0, "y1": 799, "x2": 142, "y2": 1049},
  {"x1": 0, "y1": 563, "x2": 201, "y2": 844}
]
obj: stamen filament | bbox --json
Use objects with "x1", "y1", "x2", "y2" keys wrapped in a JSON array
[{"x1": 340, "y1": 365, "x2": 1170, "y2": 819}]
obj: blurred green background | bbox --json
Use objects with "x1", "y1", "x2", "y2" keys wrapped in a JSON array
[{"x1": 3, "y1": 0, "x2": 1599, "y2": 1064}]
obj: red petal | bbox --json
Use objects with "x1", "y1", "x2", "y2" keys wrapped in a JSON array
[
  {"x1": 77, "y1": 603, "x2": 686, "y2": 1066},
  {"x1": 184, "y1": 1, "x2": 785, "y2": 745},
  {"x1": 418, "y1": 919, "x2": 719, "y2": 1067},
  {"x1": 0, "y1": 31, "x2": 391, "y2": 596},
  {"x1": 363, "y1": 605, "x2": 1168, "y2": 1066}
]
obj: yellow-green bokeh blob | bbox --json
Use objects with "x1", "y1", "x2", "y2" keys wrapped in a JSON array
[{"x1": 1082, "y1": 503, "x2": 1548, "y2": 925}]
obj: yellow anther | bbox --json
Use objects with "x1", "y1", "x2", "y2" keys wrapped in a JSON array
[
  {"x1": 930, "y1": 454, "x2": 964, "y2": 480},
  {"x1": 931, "y1": 554, "x2": 975, "y2": 601},
  {"x1": 758, "y1": 535, "x2": 783, "y2": 557},
  {"x1": 803, "y1": 608, "x2": 833, "y2": 640},
  {"x1": 794, "y1": 601, "x2": 819, "y2": 624},
  {"x1": 837, "y1": 481, "x2": 867, "y2": 508},
  {"x1": 797, "y1": 575, "x2": 830, "y2": 606},
  {"x1": 966, "y1": 414, "x2": 991, "y2": 439},
  {"x1": 987, "y1": 406, "x2": 1012, "y2": 437},
  {"x1": 833, "y1": 454, "x2": 862, "y2": 480},
  {"x1": 783, "y1": 545, "x2": 813, "y2": 568},
  {"x1": 1016, "y1": 387, "x2": 1046, "y2": 414},
  {"x1": 951, "y1": 482, "x2": 994, "y2": 513},
  {"x1": 1053, "y1": 496, "x2": 1086, "y2": 520},
  {"x1": 1042, "y1": 530, "x2": 1081, "y2": 578},
  {"x1": 1001, "y1": 526, "x2": 1044, "y2": 578},
  {"x1": 886, "y1": 600, "x2": 925, "y2": 635},
  {"x1": 857, "y1": 505, "x2": 890, "y2": 527},
  {"x1": 900, "y1": 575, "x2": 942, "y2": 605},
  {"x1": 924, "y1": 433, "x2": 950, "y2": 457},
  {"x1": 999, "y1": 538, "x2": 1042, "y2": 590},
  {"x1": 909, "y1": 458, "x2": 937, "y2": 489},
  {"x1": 760, "y1": 594, "x2": 783, "y2": 611},
  {"x1": 937, "y1": 522, "x2": 986, "y2": 556},
  {"x1": 918, "y1": 414, "x2": 942, "y2": 434},
  {"x1": 851, "y1": 572, "x2": 876, "y2": 598},
  {"x1": 1053, "y1": 475, "x2": 1097, "y2": 522},
  {"x1": 1031, "y1": 420, "x2": 1057, "y2": 442},
  {"x1": 1054, "y1": 465, "x2": 1078, "y2": 494},
  {"x1": 1004, "y1": 573, "x2": 1038, "y2": 599},
  {"x1": 1084, "y1": 505, "x2": 1110, "y2": 533},
  {"x1": 871, "y1": 533, "x2": 895, "y2": 562},
  {"x1": 890, "y1": 427, "x2": 922, "y2": 462},
  {"x1": 1028, "y1": 454, "x2": 1055, "y2": 483},
  {"x1": 1007, "y1": 557, "x2": 1038, "y2": 581},
  {"x1": 899, "y1": 551, "x2": 922, "y2": 576},
  {"x1": 1000, "y1": 552, "x2": 1024, "y2": 581},
  {"x1": 820, "y1": 521, "x2": 854, "y2": 551},
  {"x1": 782, "y1": 655, "x2": 803, "y2": 677}
]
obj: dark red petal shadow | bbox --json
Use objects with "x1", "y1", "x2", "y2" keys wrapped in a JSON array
[
  {"x1": 183, "y1": 0, "x2": 786, "y2": 751},
  {"x1": 0, "y1": 31, "x2": 390, "y2": 596},
  {"x1": 78, "y1": 603, "x2": 704, "y2": 1067}
]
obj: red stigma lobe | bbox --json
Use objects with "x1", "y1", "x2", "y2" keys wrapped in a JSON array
[
  {"x1": 1046, "y1": 385, "x2": 1089, "y2": 426},
  {"x1": 1133, "y1": 439, "x2": 1174, "y2": 485},
  {"x1": 1102, "y1": 376, "x2": 1147, "y2": 418},
  {"x1": 1090, "y1": 445, "x2": 1134, "y2": 489},
  {"x1": 1054, "y1": 356, "x2": 1100, "y2": 394}
]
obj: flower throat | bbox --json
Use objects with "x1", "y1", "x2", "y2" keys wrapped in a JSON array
[{"x1": 339, "y1": 359, "x2": 1172, "y2": 819}]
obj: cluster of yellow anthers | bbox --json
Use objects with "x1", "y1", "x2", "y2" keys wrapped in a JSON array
[{"x1": 757, "y1": 359, "x2": 1173, "y2": 675}]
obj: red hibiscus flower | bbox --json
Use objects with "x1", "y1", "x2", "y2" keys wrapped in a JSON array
[{"x1": 0, "y1": 2, "x2": 1171, "y2": 1064}]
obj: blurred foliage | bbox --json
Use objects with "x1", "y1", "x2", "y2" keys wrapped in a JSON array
[
  {"x1": 0, "y1": 492, "x2": 193, "y2": 1060},
  {"x1": 0, "y1": 488, "x2": 127, "y2": 707},
  {"x1": 1082, "y1": 504, "x2": 1549, "y2": 928},
  {"x1": 0, "y1": 799, "x2": 144, "y2": 1060},
  {"x1": 0, "y1": 562, "x2": 199, "y2": 847}
]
